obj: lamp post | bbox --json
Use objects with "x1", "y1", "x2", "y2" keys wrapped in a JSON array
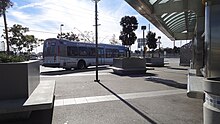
[
  {"x1": 158, "y1": 36, "x2": 161, "y2": 58},
  {"x1": 141, "y1": 26, "x2": 146, "y2": 58},
  {"x1": 92, "y1": 0, "x2": 100, "y2": 82},
  {"x1": 60, "y1": 24, "x2": 64, "y2": 39}
]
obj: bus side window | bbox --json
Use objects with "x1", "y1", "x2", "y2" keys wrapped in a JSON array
[
  {"x1": 98, "y1": 48, "x2": 104, "y2": 58},
  {"x1": 88, "y1": 47, "x2": 96, "y2": 57},
  {"x1": 106, "y1": 49, "x2": 113, "y2": 58},
  {"x1": 79, "y1": 47, "x2": 88, "y2": 56},
  {"x1": 113, "y1": 49, "x2": 119, "y2": 58},
  {"x1": 67, "y1": 46, "x2": 78, "y2": 57}
]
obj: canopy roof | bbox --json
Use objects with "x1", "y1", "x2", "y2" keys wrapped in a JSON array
[{"x1": 125, "y1": 0, "x2": 204, "y2": 41}]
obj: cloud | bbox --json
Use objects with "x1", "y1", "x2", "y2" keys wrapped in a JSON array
[{"x1": 0, "y1": 0, "x2": 177, "y2": 52}]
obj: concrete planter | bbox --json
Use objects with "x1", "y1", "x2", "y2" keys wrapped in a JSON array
[
  {"x1": 112, "y1": 58, "x2": 146, "y2": 75},
  {"x1": 145, "y1": 57, "x2": 164, "y2": 67},
  {"x1": 0, "y1": 60, "x2": 40, "y2": 120},
  {"x1": 0, "y1": 60, "x2": 40, "y2": 100}
]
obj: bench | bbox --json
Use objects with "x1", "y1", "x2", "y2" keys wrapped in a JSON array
[{"x1": 0, "y1": 80, "x2": 56, "y2": 120}]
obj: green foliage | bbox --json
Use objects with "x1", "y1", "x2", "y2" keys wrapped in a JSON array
[
  {"x1": 1, "y1": 0, "x2": 13, "y2": 54},
  {"x1": 0, "y1": 53, "x2": 26, "y2": 63},
  {"x1": 119, "y1": 16, "x2": 138, "y2": 46},
  {"x1": 1, "y1": 24, "x2": 40, "y2": 53},
  {"x1": 57, "y1": 32, "x2": 80, "y2": 41},
  {"x1": 0, "y1": 0, "x2": 13, "y2": 15},
  {"x1": 146, "y1": 31, "x2": 157, "y2": 50},
  {"x1": 109, "y1": 34, "x2": 119, "y2": 45}
]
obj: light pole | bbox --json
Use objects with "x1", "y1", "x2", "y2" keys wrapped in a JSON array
[
  {"x1": 92, "y1": 0, "x2": 100, "y2": 82},
  {"x1": 141, "y1": 26, "x2": 146, "y2": 58},
  {"x1": 158, "y1": 36, "x2": 161, "y2": 58},
  {"x1": 60, "y1": 24, "x2": 64, "y2": 39}
]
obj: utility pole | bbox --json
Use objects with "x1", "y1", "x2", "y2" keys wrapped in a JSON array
[
  {"x1": 141, "y1": 26, "x2": 146, "y2": 58},
  {"x1": 158, "y1": 36, "x2": 161, "y2": 58},
  {"x1": 92, "y1": 0, "x2": 100, "y2": 82},
  {"x1": 60, "y1": 24, "x2": 64, "y2": 39}
]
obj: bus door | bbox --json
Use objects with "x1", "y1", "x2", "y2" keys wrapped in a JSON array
[
  {"x1": 48, "y1": 41, "x2": 57, "y2": 62},
  {"x1": 98, "y1": 48, "x2": 104, "y2": 65}
]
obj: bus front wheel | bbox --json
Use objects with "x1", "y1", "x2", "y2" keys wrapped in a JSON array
[{"x1": 77, "y1": 60, "x2": 86, "y2": 69}]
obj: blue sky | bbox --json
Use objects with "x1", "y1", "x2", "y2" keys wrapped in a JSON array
[{"x1": 0, "y1": 0, "x2": 183, "y2": 52}]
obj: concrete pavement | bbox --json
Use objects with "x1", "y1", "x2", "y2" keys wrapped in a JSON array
[{"x1": 3, "y1": 58, "x2": 203, "y2": 124}]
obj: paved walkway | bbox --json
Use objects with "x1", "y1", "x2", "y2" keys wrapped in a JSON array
[{"x1": 3, "y1": 58, "x2": 203, "y2": 124}]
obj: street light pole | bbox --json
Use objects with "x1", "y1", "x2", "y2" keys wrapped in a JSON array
[
  {"x1": 60, "y1": 24, "x2": 64, "y2": 39},
  {"x1": 158, "y1": 36, "x2": 161, "y2": 58},
  {"x1": 141, "y1": 26, "x2": 146, "y2": 58},
  {"x1": 92, "y1": 0, "x2": 100, "y2": 82}
]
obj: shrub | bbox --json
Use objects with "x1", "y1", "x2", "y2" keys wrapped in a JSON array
[{"x1": 0, "y1": 53, "x2": 26, "y2": 63}]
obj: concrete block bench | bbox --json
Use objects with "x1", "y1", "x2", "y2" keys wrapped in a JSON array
[
  {"x1": 0, "y1": 60, "x2": 56, "y2": 121},
  {"x1": 145, "y1": 58, "x2": 164, "y2": 67},
  {"x1": 112, "y1": 58, "x2": 146, "y2": 75},
  {"x1": 0, "y1": 80, "x2": 55, "y2": 120}
]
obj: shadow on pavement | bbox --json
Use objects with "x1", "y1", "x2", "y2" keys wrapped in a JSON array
[
  {"x1": 41, "y1": 66, "x2": 110, "y2": 76},
  {"x1": 97, "y1": 81, "x2": 158, "y2": 124},
  {"x1": 145, "y1": 77, "x2": 187, "y2": 89},
  {"x1": 2, "y1": 107, "x2": 54, "y2": 124},
  {"x1": 110, "y1": 72, "x2": 157, "y2": 78}
]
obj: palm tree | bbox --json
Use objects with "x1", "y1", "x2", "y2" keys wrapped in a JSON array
[{"x1": 0, "y1": 0, "x2": 13, "y2": 54}]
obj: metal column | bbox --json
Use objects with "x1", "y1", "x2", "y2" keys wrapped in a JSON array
[{"x1": 203, "y1": 1, "x2": 220, "y2": 123}]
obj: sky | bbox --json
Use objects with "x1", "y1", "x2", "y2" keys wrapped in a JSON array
[{"x1": 0, "y1": 0, "x2": 185, "y2": 53}]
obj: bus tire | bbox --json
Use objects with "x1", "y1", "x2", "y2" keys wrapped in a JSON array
[{"x1": 77, "y1": 60, "x2": 86, "y2": 69}]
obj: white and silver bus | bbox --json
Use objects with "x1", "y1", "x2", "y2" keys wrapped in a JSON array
[{"x1": 43, "y1": 38, "x2": 128, "y2": 70}]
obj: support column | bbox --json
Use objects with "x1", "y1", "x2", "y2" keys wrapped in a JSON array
[
  {"x1": 203, "y1": 1, "x2": 220, "y2": 124},
  {"x1": 194, "y1": 16, "x2": 205, "y2": 76}
]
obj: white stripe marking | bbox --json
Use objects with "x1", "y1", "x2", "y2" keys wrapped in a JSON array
[
  {"x1": 54, "y1": 89, "x2": 185, "y2": 107},
  {"x1": 40, "y1": 73, "x2": 109, "y2": 78}
]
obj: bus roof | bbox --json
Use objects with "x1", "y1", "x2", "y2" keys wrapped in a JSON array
[{"x1": 45, "y1": 38, "x2": 127, "y2": 49}]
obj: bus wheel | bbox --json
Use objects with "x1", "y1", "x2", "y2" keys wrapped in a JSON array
[{"x1": 77, "y1": 60, "x2": 86, "y2": 69}]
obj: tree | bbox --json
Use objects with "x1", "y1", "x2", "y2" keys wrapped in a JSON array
[
  {"x1": 82, "y1": 31, "x2": 94, "y2": 43},
  {"x1": 146, "y1": 31, "x2": 158, "y2": 57},
  {"x1": 2, "y1": 24, "x2": 40, "y2": 53},
  {"x1": 146, "y1": 31, "x2": 157, "y2": 50},
  {"x1": 119, "y1": 16, "x2": 138, "y2": 57},
  {"x1": 109, "y1": 34, "x2": 119, "y2": 45},
  {"x1": 57, "y1": 32, "x2": 80, "y2": 41},
  {"x1": 0, "y1": 0, "x2": 13, "y2": 54}
]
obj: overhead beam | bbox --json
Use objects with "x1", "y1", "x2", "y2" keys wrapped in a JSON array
[
  {"x1": 173, "y1": 32, "x2": 194, "y2": 40},
  {"x1": 154, "y1": 0, "x2": 202, "y2": 16},
  {"x1": 125, "y1": 0, "x2": 175, "y2": 41},
  {"x1": 125, "y1": 0, "x2": 203, "y2": 41}
]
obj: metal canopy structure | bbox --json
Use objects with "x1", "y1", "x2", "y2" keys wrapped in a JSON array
[{"x1": 125, "y1": 0, "x2": 204, "y2": 41}]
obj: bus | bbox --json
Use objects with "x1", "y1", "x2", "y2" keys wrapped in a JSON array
[{"x1": 43, "y1": 38, "x2": 128, "y2": 70}]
